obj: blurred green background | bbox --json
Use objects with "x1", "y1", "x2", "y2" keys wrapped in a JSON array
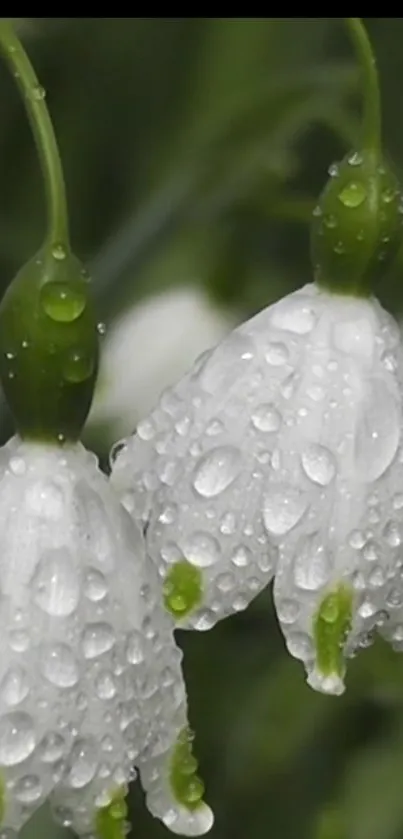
[{"x1": 3, "y1": 16, "x2": 403, "y2": 839}]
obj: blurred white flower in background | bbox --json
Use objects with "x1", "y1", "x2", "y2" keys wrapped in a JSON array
[{"x1": 89, "y1": 287, "x2": 236, "y2": 442}]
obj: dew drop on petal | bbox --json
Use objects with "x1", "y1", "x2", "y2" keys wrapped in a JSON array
[
  {"x1": 84, "y1": 567, "x2": 108, "y2": 602},
  {"x1": 270, "y1": 300, "x2": 315, "y2": 334},
  {"x1": 294, "y1": 533, "x2": 329, "y2": 590},
  {"x1": 263, "y1": 485, "x2": 308, "y2": 536},
  {"x1": 301, "y1": 444, "x2": 336, "y2": 486},
  {"x1": 39, "y1": 732, "x2": 65, "y2": 763},
  {"x1": 265, "y1": 342, "x2": 289, "y2": 366},
  {"x1": 276, "y1": 599, "x2": 300, "y2": 624},
  {"x1": 0, "y1": 667, "x2": 29, "y2": 706},
  {"x1": 33, "y1": 550, "x2": 79, "y2": 616},
  {"x1": 199, "y1": 333, "x2": 254, "y2": 393},
  {"x1": 82, "y1": 623, "x2": 115, "y2": 659},
  {"x1": 193, "y1": 446, "x2": 241, "y2": 498},
  {"x1": 41, "y1": 644, "x2": 79, "y2": 688},
  {"x1": 25, "y1": 481, "x2": 64, "y2": 520},
  {"x1": 14, "y1": 774, "x2": 42, "y2": 803},
  {"x1": 251, "y1": 404, "x2": 282, "y2": 432},
  {"x1": 332, "y1": 318, "x2": 374, "y2": 360},
  {"x1": 0, "y1": 712, "x2": 36, "y2": 766},
  {"x1": 183, "y1": 532, "x2": 221, "y2": 568},
  {"x1": 354, "y1": 380, "x2": 399, "y2": 481},
  {"x1": 67, "y1": 738, "x2": 97, "y2": 788}
]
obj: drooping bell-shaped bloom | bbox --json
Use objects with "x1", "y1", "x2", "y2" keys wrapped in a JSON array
[
  {"x1": 0, "y1": 436, "x2": 212, "y2": 836},
  {"x1": 111, "y1": 282, "x2": 403, "y2": 694}
]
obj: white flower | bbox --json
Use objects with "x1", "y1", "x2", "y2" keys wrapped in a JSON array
[
  {"x1": 110, "y1": 282, "x2": 403, "y2": 695},
  {"x1": 89, "y1": 286, "x2": 235, "y2": 441},
  {"x1": 0, "y1": 436, "x2": 213, "y2": 836}
]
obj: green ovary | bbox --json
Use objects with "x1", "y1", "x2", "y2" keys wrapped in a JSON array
[
  {"x1": 95, "y1": 786, "x2": 128, "y2": 839},
  {"x1": 163, "y1": 560, "x2": 202, "y2": 619},
  {"x1": 170, "y1": 728, "x2": 205, "y2": 811},
  {"x1": 313, "y1": 584, "x2": 353, "y2": 678}
]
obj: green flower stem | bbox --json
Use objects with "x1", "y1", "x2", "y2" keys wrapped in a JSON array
[
  {"x1": 0, "y1": 20, "x2": 69, "y2": 249},
  {"x1": 345, "y1": 18, "x2": 381, "y2": 153}
]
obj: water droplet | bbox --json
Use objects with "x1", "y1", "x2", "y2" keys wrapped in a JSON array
[
  {"x1": 358, "y1": 599, "x2": 377, "y2": 619},
  {"x1": 368, "y1": 565, "x2": 385, "y2": 587},
  {"x1": 41, "y1": 644, "x2": 79, "y2": 688},
  {"x1": 263, "y1": 485, "x2": 307, "y2": 536},
  {"x1": 97, "y1": 321, "x2": 106, "y2": 335},
  {"x1": 32, "y1": 84, "x2": 46, "y2": 101},
  {"x1": 95, "y1": 671, "x2": 116, "y2": 700},
  {"x1": 251, "y1": 404, "x2": 281, "y2": 433},
  {"x1": 270, "y1": 299, "x2": 315, "y2": 334},
  {"x1": 39, "y1": 731, "x2": 65, "y2": 763},
  {"x1": 216, "y1": 572, "x2": 235, "y2": 592},
  {"x1": 324, "y1": 214, "x2": 337, "y2": 229},
  {"x1": 0, "y1": 712, "x2": 35, "y2": 766},
  {"x1": 126, "y1": 631, "x2": 144, "y2": 665},
  {"x1": 0, "y1": 667, "x2": 29, "y2": 707},
  {"x1": 193, "y1": 446, "x2": 240, "y2": 498},
  {"x1": 33, "y1": 549, "x2": 79, "y2": 616},
  {"x1": 25, "y1": 481, "x2": 64, "y2": 519},
  {"x1": 383, "y1": 520, "x2": 401, "y2": 548},
  {"x1": 84, "y1": 567, "x2": 107, "y2": 602},
  {"x1": 68, "y1": 738, "x2": 97, "y2": 788},
  {"x1": 52, "y1": 243, "x2": 67, "y2": 261},
  {"x1": 276, "y1": 598, "x2": 300, "y2": 624},
  {"x1": 40, "y1": 282, "x2": 86, "y2": 323},
  {"x1": 382, "y1": 188, "x2": 396, "y2": 204},
  {"x1": 199, "y1": 333, "x2": 254, "y2": 393},
  {"x1": 63, "y1": 349, "x2": 94, "y2": 383},
  {"x1": 338, "y1": 181, "x2": 366, "y2": 208},
  {"x1": 9, "y1": 456, "x2": 26, "y2": 476},
  {"x1": 354, "y1": 379, "x2": 399, "y2": 481},
  {"x1": 82, "y1": 622, "x2": 115, "y2": 659},
  {"x1": 230, "y1": 545, "x2": 251, "y2": 568},
  {"x1": 15, "y1": 774, "x2": 42, "y2": 803},
  {"x1": 294, "y1": 533, "x2": 329, "y2": 590},
  {"x1": 220, "y1": 511, "x2": 236, "y2": 535},
  {"x1": 312, "y1": 205, "x2": 322, "y2": 217},
  {"x1": 394, "y1": 493, "x2": 403, "y2": 511},
  {"x1": 382, "y1": 350, "x2": 397, "y2": 372},
  {"x1": 183, "y1": 532, "x2": 220, "y2": 568},
  {"x1": 136, "y1": 419, "x2": 155, "y2": 441},
  {"x1": 8, "y1": 630, "x2": 30, "y2": 653},
  {"x1": 328, "y1": 162, "x2": 339, "y2": 177},
  {"x1": 334, "y1": 241, "x2": 345, "y2": 255},
  {"x1": 362, "y1": 539, "x2": 379, "y2": 562},
  {"x1": 301, "y1": 444, "x2": 336, "y2": 486},
  {"x1": 265, "y1": 342, "x2": 289, "y2": 366},
  {"x1": 348, "y1": 151, "x2": 363, "y2": 167},
  {"x1": 386, "y1": 588, "x2": 402, "y2": 608},
  {"x1": 349, "y1": 530, "x2": 365, "y2": 549}
]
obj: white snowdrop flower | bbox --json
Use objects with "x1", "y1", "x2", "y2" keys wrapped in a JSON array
[
  {"x1": 111, "y1": 282, "x2": 403, "y2": 695},
  {"x1": 0, "y1": 436, "x2": 212, "y2": 837},
  {"x1": 89, "y1": 286, "x2": 235, "y2": 441}
]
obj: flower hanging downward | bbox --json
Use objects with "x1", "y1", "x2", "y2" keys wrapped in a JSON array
[
  {"x1": 0, "y1": 436, "x2": 212, "y2": 836},
  {"x1": 111, "y1": 282, "x2": 403, "y2": 694}
]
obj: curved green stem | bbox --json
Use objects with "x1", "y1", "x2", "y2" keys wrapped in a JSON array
[
  {"x1": 0, "y1": 20, "x2": 70, "y2": 248},
  {"x1": 344, "y1": 18, "x2": 381, "y2": 153}
]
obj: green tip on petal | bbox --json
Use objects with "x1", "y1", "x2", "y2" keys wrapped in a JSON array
[
  {"x1": 163, "y1": 560, "x2": 203, "y2": 620},
  {"x1": 95, "y1": 787, "x2": 129, "y2": 839},
  {"x1": 0, "y1": 246, "x2": 99, "y2": 443},
  {"x1": 170, "y1": 727, "x2": 205, "y2": 811},
  {"x1": 311, "y1": 150, "x2": 403, "y2": 297},
  {"x1": 313, "y1": 584, "x2": 353, "y2": 687}
]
